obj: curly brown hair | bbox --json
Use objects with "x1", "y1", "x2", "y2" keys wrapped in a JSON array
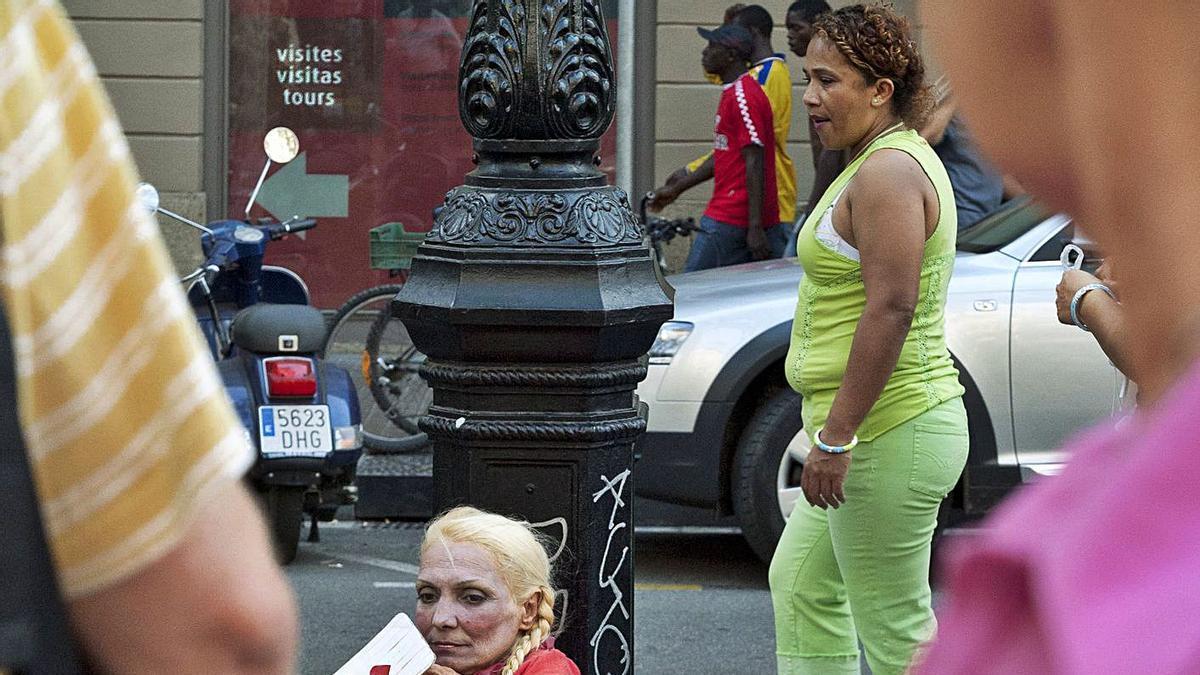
[{"x1": 813, "y1": 4, "x2": 933, "y2": 127}]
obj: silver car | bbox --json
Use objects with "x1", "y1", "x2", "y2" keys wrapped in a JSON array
[{"x1": 634, "y1": 200, "x2": 1122, "y2": 561}]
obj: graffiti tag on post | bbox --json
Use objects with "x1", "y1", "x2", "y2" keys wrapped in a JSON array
[{"x1": 589, "y1": 469, "x2": 631, "y2": 675}]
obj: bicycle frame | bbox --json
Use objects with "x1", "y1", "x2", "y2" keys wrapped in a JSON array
[{"x1": 639, "y1": 191, "x2": 699, "y2": 276}]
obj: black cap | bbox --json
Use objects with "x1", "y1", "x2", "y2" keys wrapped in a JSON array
[{"x1": 697, "y1": 24, "x2": 754, "y2": 59}]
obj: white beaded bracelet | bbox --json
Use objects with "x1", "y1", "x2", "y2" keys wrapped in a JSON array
[{"x1": 1069, "y1": 282, "x2": 1115, "y2": 332}]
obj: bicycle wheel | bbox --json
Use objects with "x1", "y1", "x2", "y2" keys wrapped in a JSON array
[
  {"x1": 364, "y1": 301, "x2": 433, "y2": 437},
  {"x1": 323, "y1": 284, "x2": 428, "y2": 451}
]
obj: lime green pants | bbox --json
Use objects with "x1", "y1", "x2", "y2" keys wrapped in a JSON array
[{"x1": 769, "y1": 398, "x2": 968, "y2": 675}]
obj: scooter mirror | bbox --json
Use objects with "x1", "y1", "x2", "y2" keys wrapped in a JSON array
[
  {"x1": 135, "y1": 182, "x2": 160, "y2": 213},
  {"x1": 263, "y1": 127, "x2": 300, "y2": 164}
]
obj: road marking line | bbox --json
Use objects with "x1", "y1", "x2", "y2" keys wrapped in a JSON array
[
  {"x1": 634, "y1": 526, "x2": 742, "y2": 535},
  {"x1": 334, "y1": 552, "x2": 420, "y2": 576},
  {"x1": 320, "y1": 521, "x2": 358, "y2": 529},
  {"x1": 324, "y1": 521, "x2": 743, "y2": 535},
  {"x1": 374, "y1": 581, "x2": 416, "y2": 589},
  {"x1": 318, "y1": 520, "x2": 425, "y2": 531},
  {"x1": 635, "y1": 583, "x2": 703, "y2": 591}
]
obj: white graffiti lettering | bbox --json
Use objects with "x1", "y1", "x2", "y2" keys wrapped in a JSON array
[
  {"x1": 589, "y1": 469, "x2": 632, "y2": 675},
  {"x1": 530, "y1": 518, "x2": 570, "y2": 638},
  {"x1": 530, "y1": 517, "x2": 569, "y2": 563},
  {"x1": 554, "y1": 589, "x2": 570, "y2": 639}
]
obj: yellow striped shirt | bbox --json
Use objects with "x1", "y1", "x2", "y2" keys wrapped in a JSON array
[{"x1": 0, "y1": 0, "x2": 253, "y2": 599}]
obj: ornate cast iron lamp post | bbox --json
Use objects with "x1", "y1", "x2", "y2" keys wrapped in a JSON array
[{"x1": 394, "y1": 1, "x2": 672, "y2": 673}]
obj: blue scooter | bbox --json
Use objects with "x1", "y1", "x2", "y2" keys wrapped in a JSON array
[{"x1": 137, "y1": 127, "x2": 362, "y2": 564}]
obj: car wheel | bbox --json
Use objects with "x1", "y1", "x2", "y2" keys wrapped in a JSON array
[{"x1": 733, "y1": 387, "x2": 809, "y2": 563}]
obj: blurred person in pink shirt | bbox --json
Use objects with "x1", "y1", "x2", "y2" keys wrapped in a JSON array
[{"x1": 915, "y1": 1, "x2": 1200, "y2": 673}]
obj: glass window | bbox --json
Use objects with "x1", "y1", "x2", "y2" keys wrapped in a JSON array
[
  {"x1": 228, "y1": 1, "x2": 622, "y2": 308},
  {"x1": 956, "y1": 197, "x2": 1049, "y2": 254},
  {"x1": 1029, "y1": 223, "x2": 1074, "y2": 263}
]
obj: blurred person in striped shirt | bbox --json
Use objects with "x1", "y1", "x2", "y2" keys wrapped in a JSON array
[{"x1": 0, "y1": 1, "x2": 297, "y2": 672}]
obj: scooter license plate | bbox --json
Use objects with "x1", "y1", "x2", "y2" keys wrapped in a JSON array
[{"x1": 258, "y1": 405, "x2": 332, "y2": 456}]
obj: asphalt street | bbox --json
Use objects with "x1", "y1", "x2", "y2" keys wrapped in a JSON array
[
  {"x1": 286, "y1": 500, "x2": 775, "y2": 674},
  {"x1": 286, "y1": 498, "x2": 961, "y2": 673}
]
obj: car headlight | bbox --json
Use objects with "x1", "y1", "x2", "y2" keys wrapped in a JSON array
[{"x1": 648, "y1": 321, "x2": 693, "y2": 364}]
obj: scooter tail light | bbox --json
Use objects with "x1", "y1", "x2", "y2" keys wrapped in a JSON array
[{"x1": 264, "y1": 357, "x2": 317, "y2": 397}]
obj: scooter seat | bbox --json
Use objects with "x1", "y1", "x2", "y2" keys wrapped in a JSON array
[{"x1": 230, "y1": 304, "x2": 326, "y2": 354}]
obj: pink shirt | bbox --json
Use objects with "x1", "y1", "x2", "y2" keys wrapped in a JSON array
[{"x1": 918, "y1": 362, "x2": 1200, "y2": 674}]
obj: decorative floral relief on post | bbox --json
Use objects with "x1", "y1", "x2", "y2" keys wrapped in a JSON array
[
  {"x1": 571, "y1": 191, "x2": 638, "y2": 243},
  {"x1": 541, "y1": 0, "x2": 615, "y2": 139},
  {"x1": 491, "y1": 193, "x2": 569, "y2": 241},
  {"x1": 459, "y1": 0, "x2": 526, "y2": 138},
  {"x1": 437, "y1": 190, "x2": 489, "y2": 241},
  {"x1": 433, "y1": 187, "x2": 641, "y2": 245}
]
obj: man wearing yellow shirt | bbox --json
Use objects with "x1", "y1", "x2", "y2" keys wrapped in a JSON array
[
  {"x1": 0, "y1": 1, "x2": 297, "y2": 672},
  {"x1": 651, "y1": 5, "x2": 797, "y2": 233}
]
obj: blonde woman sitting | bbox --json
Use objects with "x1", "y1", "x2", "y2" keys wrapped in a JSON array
[{"x1": 417, "y1": 507, "x2": 579, "y2": 675}]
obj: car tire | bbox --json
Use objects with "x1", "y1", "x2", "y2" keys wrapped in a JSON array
[{"x1": 733, "y1": 387, "x2": 808, "y2": 564}]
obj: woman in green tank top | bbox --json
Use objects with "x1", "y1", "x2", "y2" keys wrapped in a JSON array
[{"x1": 768, "y1": 6, "x2": 968, "y2": 675}]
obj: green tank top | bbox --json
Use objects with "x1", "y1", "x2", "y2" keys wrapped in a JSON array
[{"x1": 784, "y1": 128, "x2": 964, "y2": 441}]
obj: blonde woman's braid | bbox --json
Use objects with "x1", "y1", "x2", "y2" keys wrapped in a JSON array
[
  {"x1": 500, "y1": 587, "x2": 557, "y2": 675},
  {"x1": 500, "y1": 633, "x2": 537, "y2": 675}
]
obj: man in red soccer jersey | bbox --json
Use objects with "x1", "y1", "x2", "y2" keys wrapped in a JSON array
[{"x1": 652, "y1": 23, "x2": 783, "y2": 272}]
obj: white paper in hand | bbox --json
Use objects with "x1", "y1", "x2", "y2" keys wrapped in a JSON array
[{"x1": 333, "y1": 613, "x2": 436, "y2": 675}]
